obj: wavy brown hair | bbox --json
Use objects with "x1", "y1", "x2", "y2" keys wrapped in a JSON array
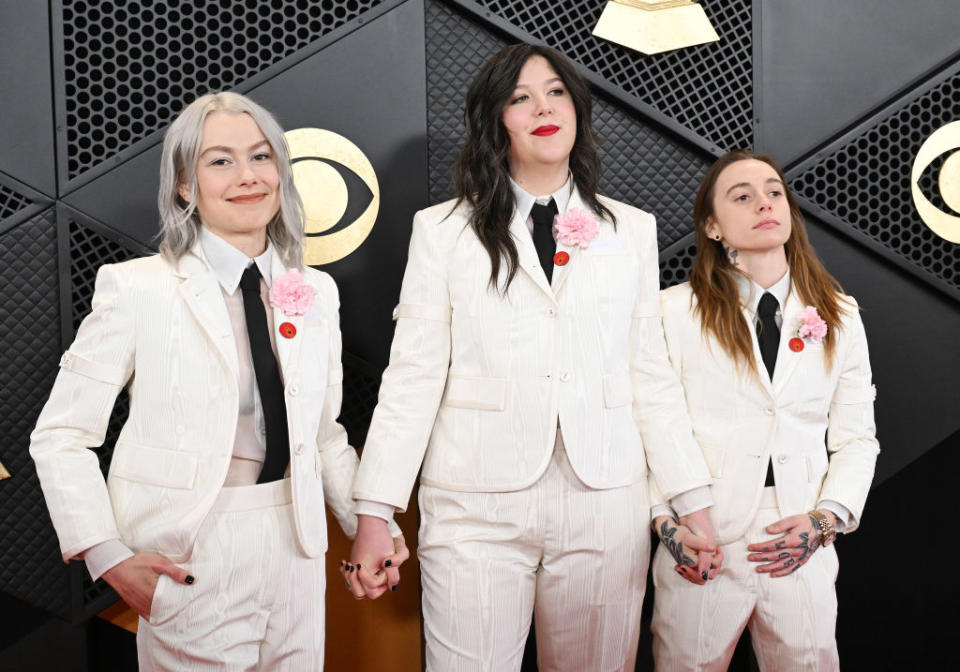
[
  {"x1": 690, "y1": 149, "x2": 849, "y2": 372},
  {"x1": 452, "y1": 44, "x2": 614, "y2": 291}
]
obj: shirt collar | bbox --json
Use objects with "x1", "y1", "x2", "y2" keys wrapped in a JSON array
[
  {"x1": 509, "y1": 174, "x2": 573, "y2": 229},
  {"x1": 737, "y1": 268, "x2": 791, "y2": 317},
  {"x1": 199, "y1": 226, "x2": 273, "y2": 294}
]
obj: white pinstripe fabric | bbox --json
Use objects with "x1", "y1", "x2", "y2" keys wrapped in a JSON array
[
  {"x1": 651, "y1": 489, "x2": 840, "y2": 672},
  {"x1": 418, "y1": 433, "x2": 650, "y2": 672},
  {"x1": 138, "y1": 479, "x2": 326, "y2": 671}
]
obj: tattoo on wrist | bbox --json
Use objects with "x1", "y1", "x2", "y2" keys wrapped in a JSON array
[
  {"x1": 723, "y1": 245, "x2": 740, "y2": 267},
  {"x1": 658, "y1": 517, "x2": 696, "y2": 567},
  {"x1": 782, "y1": 515, "x2": 823, "y2": 575}
]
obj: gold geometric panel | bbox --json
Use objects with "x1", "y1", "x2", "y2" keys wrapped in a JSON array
[
  {"x1": 912, "y1": 120, "x2": 960, "y2": 244},
  {"x1": 593, "y1": 0, "x2": 719, "y2": 55}
]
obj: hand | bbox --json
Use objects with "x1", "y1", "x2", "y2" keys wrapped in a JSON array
[
  {"x1": 678, "y1": 508, "x2": 723, "y2": 584},
  {"x1": 746, "y1": 511, "x2": 830, "y2": 577},
  {"x1": 341, "y1": 515, "x2": 409, "y2": 600},
  {"x1": 100, "y1": 552, "x2": 194, "y2": 619}
]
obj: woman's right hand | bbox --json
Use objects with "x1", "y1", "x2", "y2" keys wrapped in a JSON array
[
  {"x1": 653, "y1": 515, "x2": 723, "y2": 586},
  {"x1": 101, "y1": 552, "x2": 194, "y2": 619}
]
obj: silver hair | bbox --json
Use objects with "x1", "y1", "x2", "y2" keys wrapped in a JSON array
[{"x1": 157, "y1": 91, "x2": 304, "y2": 268}]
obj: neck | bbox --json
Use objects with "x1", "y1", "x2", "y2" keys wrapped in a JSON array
[
  {"x1": 205, "y1": 225, "x2": 268, "y2": 260},
  {"x1": 737, "y1": 246, "x2": 788, "y2": 289},
  {"x1": 509, "y1": 160, "x2": 569, "y2": 197}
]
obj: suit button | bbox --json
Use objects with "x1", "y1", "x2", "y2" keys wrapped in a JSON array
[
  {"x1": 288, "y1": 384, "x2": 299, "y2": 396},
  {"x1": 295, "y1": 444, "x2": 304, "y2": 455},
  {"x1": 560, "y1": 371, "x2": 570, "y2": 382},
  {"x1": 764, "y1": 407, "x2": 775, "y2": 415},
  {"x1": 777, "y1": 454, "x2": 788, "y2": 464},
  {"x1": 547, "y1": 308, "x2": 556, "y2": 317}
]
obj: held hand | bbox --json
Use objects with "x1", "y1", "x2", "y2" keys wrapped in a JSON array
[
  {"x1": 341, "y1": 515, "x2": 407, "y2": 600},
  {"x1": 678, "y1": 508, "x2": 722, "y2": 583},
  {"x1": 100, "y1": 552, "x2": 194, "y2": 620},
  {"x1": 745, "y1": 511, "x2": 833, "y2": 577},
  {"x1": 654, "y1": 515, "x2": 723, "y2": 586}
]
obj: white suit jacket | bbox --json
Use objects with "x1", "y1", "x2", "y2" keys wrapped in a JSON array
[
  {"x1": 353, "y1": 189, "x2": 711, "y2": 511},
  {"x1": 30, "y1": 245, "x2": 358, "y2": 563},
  {"x1": 655, "y1": 282, "x2": 879, "y2": 544}
]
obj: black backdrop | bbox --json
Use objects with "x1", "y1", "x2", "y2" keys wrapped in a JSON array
[{"x1": 1, "y1": 1, "x2": 959, "y2": 669}]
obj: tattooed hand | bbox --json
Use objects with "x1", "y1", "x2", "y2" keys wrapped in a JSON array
[
  {"x1": 745, "y1": 511, "x2": 834, "y2": 578},
  {"x1": 653, "y1": 515, "x2": 723, "y2": 586}
]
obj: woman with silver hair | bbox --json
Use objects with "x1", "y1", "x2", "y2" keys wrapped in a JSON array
[{"x1": 30, "y1": 91, "x2": 407, "y2": 670}]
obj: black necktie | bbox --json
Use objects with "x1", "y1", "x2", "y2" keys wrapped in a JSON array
[
  {"x1": 756, "y1": 291, "x2": 780, "y2": 486},
  {"x1": 239, "y1": 264, "x2": 289, "y2": 483},
  {"x1": 531, "y1": 199, "x2": 559, "y2": 284}
]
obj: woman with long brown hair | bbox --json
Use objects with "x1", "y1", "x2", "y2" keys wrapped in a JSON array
[
  {"x1": 650, "y1": 149, "x2": 879, "y2": 670},
  {"x1": 343, "y1": 44, "x2": 716, "y2": 670}
]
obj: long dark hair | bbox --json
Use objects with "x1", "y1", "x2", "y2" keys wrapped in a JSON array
[
  {"x1": 690, "y1": 149, "x2": 849, "y2": 371},
  {"x1": 452, "y1": 44, "x2": 613, "y2": 290}
]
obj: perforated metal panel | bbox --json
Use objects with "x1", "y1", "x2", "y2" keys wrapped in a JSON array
[
  {"x1": 68, "y1": 219, "x2": 143, "y2": 330},
  {"x1": 0, "y1": 182, "x2": 34, "y2": 223},
  {"x1": 791, "y1": 73, "x2": 960, "y2": 293},
  {"x1": 425, "y1": 0, "x2": 710, "y2": 251},
  {"x1": 462, "y1": 0, "x2": 753, "y2": 151},
  {"x1": 659, "y1": 238, "x2": 697, "y2": 289},
  {"x1": 59, "y1": 0, "x2": 386, "y2": 182},
  {"x1": 0, "y1": 209, "x2": 72, "y2": 619}
]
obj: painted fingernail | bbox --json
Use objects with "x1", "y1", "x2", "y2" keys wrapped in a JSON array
[
  {"x1": 391, "y1": 585, "x2": 398, "y2": 591},
  {"x1": 701, "y1": 571, "x2": 708, "y2": 580},
  {"x1": 356, "y1": 564, "x2": 362, "y2": 571},
  {"x1": 185, "y1": 575, "x2": 195, "y2": 585},
  {"x1": 384, "y1": 560, "x2": 392, "y2": 567},
  {"x1": 676, "y1": 568, "x2": 683, "y2": 574}
]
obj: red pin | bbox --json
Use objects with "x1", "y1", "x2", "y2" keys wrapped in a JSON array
[
  {"x1": 279, "y1": 322, "x2": 297, "y2": 339},
  {"x1": 553, "y1": 251, "x2": 570, "y2": 266},
  {"x1": 788, "y1": 337, "x2": 804, "y2": 352}
]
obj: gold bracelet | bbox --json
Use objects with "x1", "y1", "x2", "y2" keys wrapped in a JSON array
[{"x1": 809, "y1": 509, "x2": 836, "y2": 546}]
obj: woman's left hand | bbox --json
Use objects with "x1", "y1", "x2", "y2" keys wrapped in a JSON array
[{"x1": 745, "y1": 511, "x2": 832, "y2": 578}]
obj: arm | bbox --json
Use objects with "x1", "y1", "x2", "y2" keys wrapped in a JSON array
[
  {"x1": 629, "y1": 218, "x2": 712, "y2": 501},
  {"x1": 29, "y1": 264, "x2": 135, "y2": 561},
  {"x1": 817, "y1": 303, "x2": 879, "y2": 533}
]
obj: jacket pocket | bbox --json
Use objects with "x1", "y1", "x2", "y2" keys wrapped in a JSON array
[
  {"x1": 111, "y1": 442, "x2": 199, "y2": 490},
  {"x1": 442, "y1": 374, "x2": 507, "y2": 411},
  {"x1": 602, "y1": 372, "x2": 632, "y2": 408}
]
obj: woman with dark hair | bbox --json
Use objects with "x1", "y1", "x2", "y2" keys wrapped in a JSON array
[
  {"x1": 345, "y1": 44, "x2": 716, "y2": 670},
  {"x1": 650, "y1": 150, "x2": 879, "y2": 670},
  {"x1": 30, "y1": 92, "x2": 406, "y2": 670}
]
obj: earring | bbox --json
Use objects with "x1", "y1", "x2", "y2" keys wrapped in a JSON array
[{"x1": 714, "y1": 234, "x2": 721, "y2": 241}]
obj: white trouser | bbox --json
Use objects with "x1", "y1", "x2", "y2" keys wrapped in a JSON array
[
  {"x1": 651, "y1": 488, "x2": 840, "y2": 672},
  {"x1": 138, "y1": 478, "x2": 326, "y2": 671},
  {"x1": 418, "y1": 432, "x2": 650, "y2": 672}
]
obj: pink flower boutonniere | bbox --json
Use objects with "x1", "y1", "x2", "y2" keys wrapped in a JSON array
[
  {"x1": 269, "y1": 269, "x2": 315, "y2": 316},
  {"x1": 553, "y1": 208, "x2": 599, "y2": 248},
  {"x1": 789, "y1": 306, "x2": 828, "y2": 352}
]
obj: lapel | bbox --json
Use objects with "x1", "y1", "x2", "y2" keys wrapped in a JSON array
[
  {"x1": 508, "y1": 201, "x2": 558, "y2": 304},
  {"x1": 741, "y1": 301, "x2": 775, "y2": 399},
  {"x1": 270, "y1": 252, "x2": 305, "y2": 382},
  {"x1": 175, "y1": 246, "x2": 240, "y2": 380},
  {"x1": 550, "y1": 186, "x2": 588, "y2": 297},
  {"x1": 771, "y1": 288, "x2": 805, "y2": 396}
]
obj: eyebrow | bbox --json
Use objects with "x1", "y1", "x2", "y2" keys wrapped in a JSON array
[
  {"x1": 725, "y1": 178, "x2": 783, "y2": 196},
  {"x1": 514, "y1": 77, "x2": 564, "y2": 91},
  {"x1": 199, "y1": 140, "x2": 270, "y2": 157}
]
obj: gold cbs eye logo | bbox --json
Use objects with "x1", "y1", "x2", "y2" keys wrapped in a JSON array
[
  {"x1": 284, "y1": 128, "x2": 380, "y2": 265},
  {"x1": 911, "y1": 120, "x2": 960, "y2": 244}
]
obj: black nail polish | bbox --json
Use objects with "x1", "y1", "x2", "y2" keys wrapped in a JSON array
[
  {"x1": 701, "y1": 571, "x2": 708, "y2": 580},
  {"x1": 384, "y1": 559, "x2": 392, "y2": 567},
  {"x1": 391, "y1": 585, "x2": 398, "y2": 591},
  {"x1": 356, "y1": 564, "x2": 362, "y2": 571},
  {"x1": 185, "y1": 575, "x2": 195, "y2": 585},
  {"x1": 347, "y1": 565, "x2": 353, "y2": 572}
]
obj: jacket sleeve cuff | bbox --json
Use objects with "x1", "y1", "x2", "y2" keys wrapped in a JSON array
[
  {"x1": 83, "y1": 539, "x2": 134, "y2": 582},
  {"x1": 670, "y1": 485, "x2": 713, "y2": 517}
]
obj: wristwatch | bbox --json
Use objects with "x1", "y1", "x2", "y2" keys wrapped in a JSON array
[{"x1": 809, "y1": 509, "x2": 836, "y2": 546}]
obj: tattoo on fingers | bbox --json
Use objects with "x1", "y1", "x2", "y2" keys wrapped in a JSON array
[{"x1": 659, "y1": 518, "x2": 696, "y2": 567}]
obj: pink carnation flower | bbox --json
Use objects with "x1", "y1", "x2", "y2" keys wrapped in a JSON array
[
  {"x1": 269, "y1": 270, "x2": 315, "y2": 316},
  {"x1": 797, "y1": 306, "x2": 828, "y2": 344},
  {"x1": 553, "y1": 208, "x2": 599, "y2": 248}
]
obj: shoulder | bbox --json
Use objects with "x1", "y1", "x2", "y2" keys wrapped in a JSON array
[
  {"x1": 660, "y1": 282, "x2": 696, "y2": 317},
  {"x1": 95, "y1": 253, "x2": 172, "y2": 288},
  {"x1": 596, "y1": 194, "x2": 655, "y2": 227},
  {"x1": 409, "y1": 198, "x2": 472, "y2": 252}
]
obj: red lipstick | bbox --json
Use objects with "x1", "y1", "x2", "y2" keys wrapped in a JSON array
[{"x1": 532, "y1": 125, "x2": 560, "y2": 136}]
